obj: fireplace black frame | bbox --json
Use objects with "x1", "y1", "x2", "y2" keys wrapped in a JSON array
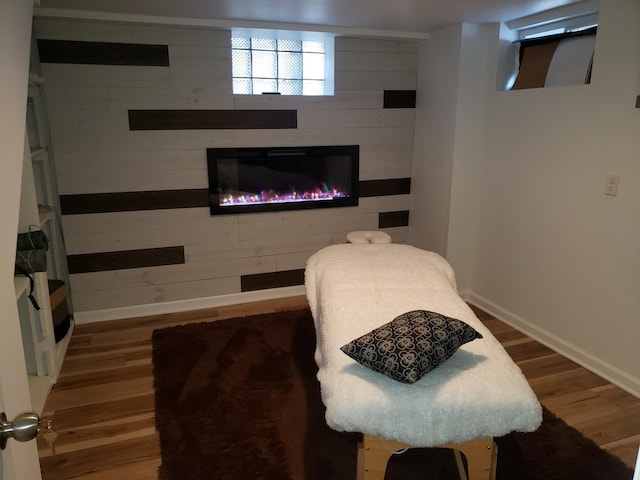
[{"x1": 207, "y1": 145, "x2": 359, "y2": 215}]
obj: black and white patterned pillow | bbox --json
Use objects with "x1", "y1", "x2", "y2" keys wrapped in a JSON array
[{"x1": 340, "y1": 310, "x2": 483, "y2": 384}]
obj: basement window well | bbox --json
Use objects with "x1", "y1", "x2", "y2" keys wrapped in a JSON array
[
  {"x1": 501, "y1": 2, "x2": 598, "y2": 90},
  {"x1": 511, "y1": 26, "x2": 597, "y2": 90}
]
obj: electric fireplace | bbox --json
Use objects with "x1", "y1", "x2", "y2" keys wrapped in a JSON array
[{"x1": 207, "y1": 145, "x2": 359, "y2": 215}]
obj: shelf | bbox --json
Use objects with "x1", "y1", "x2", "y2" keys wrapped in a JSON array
[
  {"x1": 19, "y1": 75, "x2": 71, "y2": 416},
  {"x1": 38, "y1": 204, "x2": 56, "y2": 225},
  {"x1": 14, "y1": 276, "x2": 30, "y2": 299},
  {"x1": 30, "y1": 147, "x2": 47, "y2": 160}
]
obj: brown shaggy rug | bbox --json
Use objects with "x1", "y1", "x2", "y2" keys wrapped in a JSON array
[{"x1": 152, "y1": 308, "x2": 633, "y2": 480}]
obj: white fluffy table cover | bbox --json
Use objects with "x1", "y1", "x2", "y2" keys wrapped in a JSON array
[{"x1": 305, "y1": 243, "x2": 542, "y2": 447}]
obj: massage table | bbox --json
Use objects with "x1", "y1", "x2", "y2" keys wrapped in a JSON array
[{"x1": 305, "y1": 242, "x2": 542, "y2": 480}]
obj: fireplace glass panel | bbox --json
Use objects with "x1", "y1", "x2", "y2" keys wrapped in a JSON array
[{"x1": 207, "y1": 145, "x2": 359, "y2": 215}]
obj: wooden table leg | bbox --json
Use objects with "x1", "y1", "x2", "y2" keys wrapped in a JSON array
[
  {"x1": 442, "y1": 438, "x2": 496, "y2": 480},
  {"x1": 359, "y1": 435, "x2": 497, "y2": 480},
  {"x1": 361, "y1": 435, "x2": 407, "y2": 480}
]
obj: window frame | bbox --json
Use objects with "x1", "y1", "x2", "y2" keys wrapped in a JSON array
[
  {"x1": 231, "y1": 28, "x2": 335, "y2": 96},
  {"x1": 518, "y1": 12, "x2": 598, "y2": 40},
  {"x1": 510, "y1": 25, "x2": 597, "y2": 90},
  {"x1": 500, "y1": 8, "x2": 599, "y2": 91}
]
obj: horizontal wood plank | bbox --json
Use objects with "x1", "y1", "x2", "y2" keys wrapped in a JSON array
[
  {"x1": 378, "y1": 210, "x2": 410, "y2": 228},
  {"x1": 71, "y1": 255, "x2": 275, "y2": 292},
  {"x1": 37, "y1": 39, "x2": 170, "y2": 66},
  {"x1": 297, "y1": 108, "x2": 415, "y2": 129},
  {"x1": 67, "y1": 247, "x2": 185, "y2": 274},
  {"x1": 70, "y1": 276, "x2": 240, "y2": 312},
  {"x1": 128, "y1": 109, "x2": 297, "y2": 130},
  {"x1": 359, "y1": 145, "x2": 413, "y2": 181},
  {"x1": 377, "y1": 194, "x2": 411, "y2": 212},
  {"x1": 335, "y1": 70, "x2": 418, "y2": 91},
  {"x1": 240, "y1": 269, "x2": 305, "y2": 292},
  {"x1": 60, "y1": 181, "x2": 411, "y2": 215},
  {"x1": 105, "y1": 86, "x2": 233, "y2": 110},
  {"x1": 34, "y1": 18, "x2": 230, "y2": 47},
  {"x1": 335, "y1": 51, "x2": 418, "y2": 73},
  {"x1": 234, "y1": 90, "x2": 382, "y2": 110},
  {"x1": 60, "y1": 189, "x2": 209, "y2": 215},
  {"x1": 360, "y1": 178, "x2": 411, "y2": 197},
  {"x1": 383, "y1": 90, "x2": 417, "y2": 108},
  {"x1": 41, "y1": 63, "x2": 172, "y2": 89},
  {"x1": 47, "y1": 126, "x2": 414, "y2": 153},
  {"x1": 64, "y1": 223, "x2": 237, "y2": 256},
  {"x1": 336, "y1": 37, "x2": 420, "y2": 53}
]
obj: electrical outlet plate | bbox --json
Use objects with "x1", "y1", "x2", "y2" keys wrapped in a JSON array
[{"x1": 604, "y1": 174, "x2": 620, "y2": 196}]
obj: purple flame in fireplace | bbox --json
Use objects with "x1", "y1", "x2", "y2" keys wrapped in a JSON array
[{"x1": 220, "y1": 182, "x2": 349, "y2": 207}]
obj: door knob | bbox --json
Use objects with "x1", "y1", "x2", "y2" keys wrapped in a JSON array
[{"x1": 0, "y1": 411, "x2": 40, "y2": 450}]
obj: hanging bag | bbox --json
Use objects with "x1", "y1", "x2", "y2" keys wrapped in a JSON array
[
  {"x1": 15, "y1": 226, "x2": 49, "y2": 273},
  {"x1": 15, "y1": 226, "x2": 49, "y2": 311}
]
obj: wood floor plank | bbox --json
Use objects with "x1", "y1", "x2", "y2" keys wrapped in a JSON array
[
  {"x1": 526, "y1": 367, "x2": 610, "y2": 398},
  {"x1": 578, "y1": 406, "x2": 640, "y2": 444},
  {"x1": 516, "y1": 352, "x2": 582, "y2": 379},
  {"x1": 38, "y1": 415, "x2": 157, "y2": 458},
  {"x1": 40, "y1": 435, "x2": 160, "y2": 480},
  {"x1": 74, "y1": 458, "x2": 161, "y2": 480},
  {"x1": 44, "y1": 377, "x2": 153, "y2": 412},
  {"x1": 59, "y1": 354, "x2": 127, "y2": 376},
  {"x1": 52, "y1": 364, "x2": 152, "y2": 391},
  {"x1": 45, "y1": 394, "x2": 154, "y2": 429},
  {"x1": 504, "y1": 339, "x2": 557, "y2": 362},
  {"x1": 38, "y1": 296, "x2": 640, "y2": 477},
  {"x1": 603, "y1": 434, "x2": 640, "y2": 467},
  {"x1": 494, "y1": 331, "x2": 530, "y2": 346}
]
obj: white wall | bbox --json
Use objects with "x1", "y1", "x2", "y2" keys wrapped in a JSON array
[
  {"x1": 417, "y1": 0, "x2": 640, "y2": 396},
  {"x1": 409, "y1": 26, "x2": 460, "y2": 254},
  {"x1": 35, "y1": 18, "x2": 417, "y2": 315},
  {"x1": 444, "y1": 23, "x2": 498, "y2": 290}
]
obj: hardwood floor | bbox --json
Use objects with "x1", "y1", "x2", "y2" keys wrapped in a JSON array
[{"x1": 38, "y1": 296, "x2": 640, "y2": 478}]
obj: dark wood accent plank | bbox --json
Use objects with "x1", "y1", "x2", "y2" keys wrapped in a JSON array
[
  {"x1": 59, "y1": 189, "x2": 209, "y2": 215},
  {"x1": 240, "y1": 269, "x2": 305, "y2": 292},
  {"x1": 359, "y1": 178, "x2": 411, "y2": 197},
  {"x1": 60, "y1": 180, "x2": 409, "y2": 215},
  {"x1": 128, "y1": 110, "x2": 297, "y2": 130},
  {"x1": 383, "y1": 90, "x2": 417, "y2": 108},
  {"x1": 378, "y1": 210, "x2": 409, "y2": 228},
  {"x1": 67, "y1": 246, "x2": 185, "y2": 274},
  {"x1": 37, "y1": 39, "x2": 170, "y2": 66}
]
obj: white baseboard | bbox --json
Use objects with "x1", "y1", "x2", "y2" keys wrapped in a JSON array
[
  {"x1": 74, "y1": 285, "x2": 307, "y2": 324},
  {"x1": 462, "y1": 291, "x2": 640, "y2": 400}
]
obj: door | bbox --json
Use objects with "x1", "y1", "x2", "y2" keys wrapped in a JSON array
[{"x1": 0, "y1": 0, "x2": 43, "y2": 478}]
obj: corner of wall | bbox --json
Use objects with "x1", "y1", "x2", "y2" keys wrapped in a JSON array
[
  {"x1": 463, "y1": 291, "x2": 640, "y2": 400},
  {"x1": 409, "y1": 25, "x2": 463, "y2": 255}
]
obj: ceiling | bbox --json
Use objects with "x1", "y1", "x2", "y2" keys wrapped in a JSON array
[{"x1": 36, "y1": 0, "x2": 585, "y2": 35}]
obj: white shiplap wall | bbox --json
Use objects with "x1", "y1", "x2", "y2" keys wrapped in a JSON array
[{"x1": 35, "y1": 18, "x2": 417, "y2": 314}]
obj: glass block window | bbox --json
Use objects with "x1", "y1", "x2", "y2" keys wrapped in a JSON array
[{"x1": 232, "y1": 35, "x2": 328, "y2": 95}]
